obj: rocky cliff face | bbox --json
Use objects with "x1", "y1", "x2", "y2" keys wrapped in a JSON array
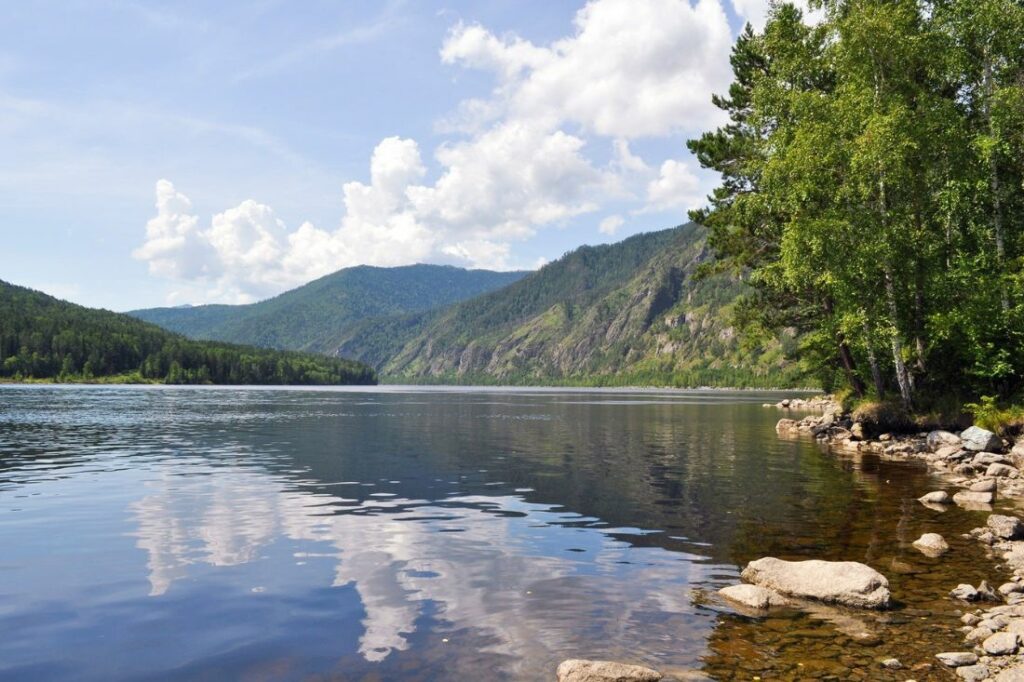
[{"x1": 336, "y1": 224, "x2": 800, "y2": 386}]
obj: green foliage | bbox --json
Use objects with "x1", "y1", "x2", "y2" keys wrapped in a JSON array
[
  {"x1": 965, "y1": 396, "x2": 1024, "y2": 436},
  {"x1": 340, "y1": 224, "x2": 806, "y2": 388},
  {"x1": 130, "y1": 264, "x2": 526, "y2": 353},
  {"x1": 0, "y1": 280, "x2": 376, "y2": 385},
  {"x1": 688, "y1": 0, "x2": 1024, "y2": 408}
]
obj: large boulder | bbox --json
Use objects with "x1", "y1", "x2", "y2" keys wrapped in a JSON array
[
  {"x1": 928, "y1": 430, "x2": 963, "y2": 451},
  {"x1": 962, "y1": 426, "x2": 1002, "y2": 452},
  {"x1": 718, "y1": 584, "x2": 786, "y2": 610},
  {"x1": 556, "y1": 660, "x2": 662, "y2": 682},
  {"x1": 740, "y1": 557, "x2": 891, "y2": 609}
]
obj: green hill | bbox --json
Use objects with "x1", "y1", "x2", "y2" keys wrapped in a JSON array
[
  {"x1": 0, "y1": 280, "x2": 376, "y2": 385},
  {"x1": 130, "y1": 264, "x2": 527, "y2": 353},
  {"x1": 335, "y1": 224, "x2": 803, "y2": 387}
]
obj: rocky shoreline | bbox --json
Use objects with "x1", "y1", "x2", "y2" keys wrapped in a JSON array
[
  {"x1": 773, "y1": 398, "x2": 1024, "y2": 681},
  {"x1": 555, "y1": 397, "x2": 1024, "y2": 681}
]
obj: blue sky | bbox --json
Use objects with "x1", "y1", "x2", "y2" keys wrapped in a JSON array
[{"x1": 1, "y1": 0, "x2": 771, "y2": 310}]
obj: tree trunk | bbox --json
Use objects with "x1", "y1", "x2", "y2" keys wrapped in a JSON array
[
  {"x1": 983, "y1": 51, "x2": 1009, "y2": 311},
  {"x1": 884, "y1": 267, "x2": 914, "y2": 408}
]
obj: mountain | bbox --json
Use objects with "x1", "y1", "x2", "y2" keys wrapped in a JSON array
[
  {"x1": 0, "y1": 280, "x2": 376, "y2": 385},
  {"x1": 129, "y1": 264, "x2": 527, "y2": 353},
  {"x1": 335, "y1": 224, "x2": 802, "y2": 387}
]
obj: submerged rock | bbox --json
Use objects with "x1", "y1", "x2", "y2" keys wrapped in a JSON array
[
  {"x1": 913, "y1": 533, "x2": 950, "y2": 556},
  {"x1": 962, "y1": 426, "x2": 1002, "y2": 452},
  {"x1": 740, "y1": 557, "x2": 890, "y2": 609},
  {"x1": 556, "y1": 660, "x2": 662, "y2": 682},
  {"x1": 718, "y1": 584, "x2": 785, "y2": 610}
]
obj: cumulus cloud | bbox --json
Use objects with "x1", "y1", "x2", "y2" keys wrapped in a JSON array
[
  {"x1": 441, "y1": 0, "x2": 733, "y2": 137},
  {"x1": 598, "y1": 215, "x2": 624, "y2": 235},
  {"x1": 643, "y1": 159, "x2": 703, "y2": 213},
  {"x1": 137, "y1": 0, "x2": 740, "y2": 303}
]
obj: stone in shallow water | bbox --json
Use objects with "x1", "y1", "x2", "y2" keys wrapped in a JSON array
[
  {"x1": 740, "y1": 557, "x2": 890, "y2": 609},
  {"x1": 954, "y1": 490, "x2": 995, "y2": 508},
  {"x1": 919, "y1": 490, "x2": 951, "y2": 504},
  {"x1": 912, "y1": 532, "x2": 950, "y2": 556},
  {"x1": 936, "y1": 651, "x2": 979, "y2": 667},
  {"x1": 951, "y1": 584, "x2": 980, "y2": 601},
  {"x1": 718, "y1": 584, "x2": 785, "y2": 610},
  {"x1": 983, "y1": 632, "x2": 1021, "y2": 655},
  {"x1": 556, "y1": 660, "x2": 662, "y2": 682},
  {"x1": 989, "y1": 514, "x2": 1024, "y2": 540}
]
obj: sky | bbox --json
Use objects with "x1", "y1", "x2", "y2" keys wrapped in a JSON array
[{"x1": 1, "y1": 0, "x2": 779, "y2": 311}]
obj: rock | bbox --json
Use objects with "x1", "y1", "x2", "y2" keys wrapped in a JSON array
[
  {"x1": 919, "y1": 490, "x2": 951, "y2": 504},
  {"x1": 957, "y1": 664, "x2": 990, "y2": 681},
  {"x1": 936, "y1": 652, "x2": 979, "y2": 667},
  {"x1": 978, "y1": 580, "x2": 1001, "y2": 601},
  {"x1": 718, "y1": 584, "x2": 785, "y2": 610},
  {"x1": 975, "y1": 452, "x2": 1012, "y2": 466},
  {"x1": 1011, "y1": 441, "x2": 1024, "y2": 468},
  {"x1": 776, "y1": 418, "x2": 798, "y2": 433},
  {"x1": 983, "y1": 632, "x2": 1020, "y2": 655},
  {"x1": 963, "y1": 426, "x2": 1002, "y2": 452},
  {"x1": 989, "y1": 515, "x2": 1024, "y2": 540},
  {"x1": 995, "y1": 668, "x2": 1024, "y2": 681},
  {"x1": 971, "y1": 478, "x2": 998, "y2": 493},
  {"x1": 962, "y1": 613, "x2": 982, "y2": 626},
  {"x1": 938, "y1": 444, "x2": 968, "y2": 460},
  {"x1": 954, "y1": 491, "x2": 995, "y2": 507},
  {"x1": 967, "y1": 626, "x2": 995, "y2": 642},
  {"x1": 929, "y1": 430, "x2": 963, "y2": 450},
  {"x1": 1001, "y1": 583, "x2": 1024, "y2": 596},
  {"x1": 880, "y1": 658, "x2": 902, "y2": 669},
  {"x1": 740, "y1": 557, "x2": 890, "y2": 608},
  {"x1": 952, "y1": 584, "x2": 980, "y2": 601},
  {"x1": 556, "y1": 660, "x2": 662, "y2": 682},
  {"x1": 1007, "y1": 619, "x2": 1024, "y2": 634},
  {"x1": 851, "y1": 422, "x2": 865, "y2": 440},
  {"x1": 913, "y1": 533, "x2": 950, "y2": 556},
  {"x1": 988, "y1": 463, "x2": 1018, "y2": 478}
]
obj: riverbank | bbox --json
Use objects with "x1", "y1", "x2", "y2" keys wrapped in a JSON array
[{"x1": 776, "y1": 398, "x2": 1024, "y2": 680}]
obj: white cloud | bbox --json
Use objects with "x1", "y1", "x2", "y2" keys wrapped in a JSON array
[
  {"x1": 643, "y1": 159, "x2": 703, "y2": 213},
  {"x1": 136, "y1": 0, "x2": 744, "y2": 303},
  {"x1": 441, "y1": 0, "x2": 733, "y2": 138},
  {"x1": 599, "y1": 215, "x2": 624, "y2": 235}
]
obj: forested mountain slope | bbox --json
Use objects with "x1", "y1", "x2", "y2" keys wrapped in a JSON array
[
  {"x1": 0, "y1": 280, "x2": 376, "y2": 385},
  {"x1": 336, "y1": 224, "x2": 802, "y2": 387},
  {"x1": 130, "y1": 264, "x2": 527, "y2": 353}
]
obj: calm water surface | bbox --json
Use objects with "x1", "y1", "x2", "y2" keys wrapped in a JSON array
[{"x1": 0, "y1": 386, "x2": 1003, "y2": 680}]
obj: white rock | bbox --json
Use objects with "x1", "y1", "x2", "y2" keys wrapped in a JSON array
[
  {"x1": 954, "y1": 491, "x2": 995, "y2": 508},
  {"x1": 957, "y1": 664, "x2": 990, "y2": 681},
  {"x1": 951, "y1": 584, "x2": 980, "y2": 601},
  {"x1": 988, "y1": 463, "x2": 1018, "y2": 478},
  {"x1": 740, "y1": 557, "x2": 890, "y2": 609},
  {"x1": 995, "y1": 666, "x2": 1024, "y2": 681},
  {"x1": 718, "y1": 584, "x2": 785, "y2": 610},
  {"x1": 971, "y1": 479, "x2": 998, "y2": 493},
  {"x1": 556, "y1": 660, "x2": 662, "y2": 682},
  {"x1": 983, "y1": 631, "x2": 1020, "y2": 655},
  {"x1": 928, "y1": 430, "x2": 963, "y2": 450},
  {"x1": 913, "y1": 533, "x2": 949, "y2": 556},
  {"x1": 989, "y1": 515, "x2": 1024, "y2": 540},
  {"x1": 919, "y1": 491, "x2": 951, "y2": 504},
  {"x1": 936, "y1": 651, "x2": 979, "y2": 667}
]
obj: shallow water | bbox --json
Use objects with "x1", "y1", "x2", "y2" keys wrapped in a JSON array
[{"x1": 0, "y1": 385, "x2": 1002, "y2": 680}]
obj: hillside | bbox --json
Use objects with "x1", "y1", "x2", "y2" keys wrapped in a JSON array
[
  {"x1": 335, "y1": 224, "x2": 802, "y2": 387},
  {"x1": 0, "y1": 280, "x2": 376, "y2": 385},
  {"x1": 130, "y1": 264, "x2": 527, "y2": 353}
]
